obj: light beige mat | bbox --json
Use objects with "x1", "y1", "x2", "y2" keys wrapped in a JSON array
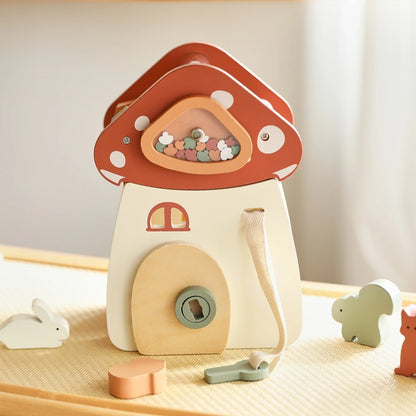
[{"x1": 0, "y1": 258, "x2": 415, "y2": 415}]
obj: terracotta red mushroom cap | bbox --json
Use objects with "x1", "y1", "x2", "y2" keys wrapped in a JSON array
[{"x1": 94, "y1": 44, "x2": 302, "y2": 190}]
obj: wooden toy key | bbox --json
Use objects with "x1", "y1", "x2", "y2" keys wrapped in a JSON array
[{"x1": 204, "y1": 359, "x2": 269, "y2": 384}]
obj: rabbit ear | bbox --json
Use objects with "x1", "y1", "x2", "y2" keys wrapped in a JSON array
[{"x1": 32, "y1": 298, "x2": 54, "y2": 323}]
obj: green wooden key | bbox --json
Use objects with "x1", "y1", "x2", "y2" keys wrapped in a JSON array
[{"x1": 204, "y1": 359, "x2": 269, "y2": 384}]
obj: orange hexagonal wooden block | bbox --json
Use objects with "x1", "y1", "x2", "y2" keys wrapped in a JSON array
[{"x1": 108, "y1": 357, "x2": 166, "y2": 399}]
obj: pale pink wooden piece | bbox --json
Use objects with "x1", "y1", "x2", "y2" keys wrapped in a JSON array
[{"x1": 108, "y1": 357, "x2": 166, "y2": 399}]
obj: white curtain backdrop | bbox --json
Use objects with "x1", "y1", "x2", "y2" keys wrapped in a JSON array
[
  {"x1": 1, "y1": 1, "x2": 415, "y2": 291},
  {"x1": 288, "y1": 0, "x2": 416, "y2": 290}
]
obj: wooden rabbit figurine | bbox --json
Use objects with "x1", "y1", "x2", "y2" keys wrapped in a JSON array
[
  {"x1": 395, "y1": 304, "x2": 416, "y2": 377},
  {"x1": 0, "y1": 298, "x2": 69, "y2": 349}
]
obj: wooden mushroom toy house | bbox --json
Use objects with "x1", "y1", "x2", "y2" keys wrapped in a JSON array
[{"x1": 94, "y1": 43, "x2": 303, "y2": 355}]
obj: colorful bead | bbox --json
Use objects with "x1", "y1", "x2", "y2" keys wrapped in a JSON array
[
  {"x1": 185, "y1": 149, "x2": 198, "y2": 161},
  {"x1": 154, "y1": 131, "x2": 240, "y2": 163},
  {"x1": 225, "y1": 136, "x2": 238, "y2": 146},
  {"x1": 206, "y1": 138, "x2": 219, "y2": 151},
  {"x1": 174, "y1": 140, "x2": 185, "y2": 150},
  {"x1": 196, "y1": 141, "x2": 206, "y2": 151},
  {"x1": 197, "y1": 150, "x2": 210, "y2": 162},
  {"x1": 163, "y1": 144, "x2": 177, "y2": 157},
  {"x1": 217, "y1": 139, "x2": 227, "y2": 151},
  {"x1": 155, "y1": 142, "x2": 166, "y2": 153},
  {"x1": 158, "y1": 131, "x2": 174, "y2": 145},
  {"x1": 176, "y1": 149, "x2": 186, "y2": 159},
  {"x1": 184, "y1": 137, "x2": 197, "y2": 150},
  {"x1": 231, "y1": 144, "x2": 240, "y2": 156},
  {"x1": 209, "y1": 150, "x2": 221, "y2": 161},
  {"x1": 220, "y1": 147, "x2": 233, "y2": 161}
]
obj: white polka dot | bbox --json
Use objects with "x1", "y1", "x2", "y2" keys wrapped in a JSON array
[
  {"x1": 211, "y1": 90, "x2": 234, "y2": 109},
  {"x1": 110, "y1": 151, "x2": 126, "y2": 168},
  {"x1": 100, "y1": 169, "x2": 125, "y2": 184},
  {"x1": 274, "y1": 164, "x2": 298, "y2": 180},
  {"x1": 257, "y1": 125, "x2": 285, "y2": 154},
  {"x1": 261, "y1": 99, "x2": 274, "y2": 110},
  {"x1": 134, "y1": 115, "x2": 150, "y2": 131}
]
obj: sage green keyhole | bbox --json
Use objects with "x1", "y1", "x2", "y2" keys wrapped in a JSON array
[
  {"x1": 188, "y1": 298, "x2": 205, "y2": 320},
  {"x1": 175, "y1": 286, "x2": 216, "y2": 329},
  {"x1": 183, "y1": 296, "x2": 210, "y2": 322}
]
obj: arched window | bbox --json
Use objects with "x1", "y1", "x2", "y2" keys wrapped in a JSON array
[{"x1": 146, "y1": 202, "x2": 190, "y2": 232}]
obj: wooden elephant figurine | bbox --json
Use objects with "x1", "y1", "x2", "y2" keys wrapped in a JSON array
[{"x1": 332, "y1": 279, "x2": 402, "y2": 347}]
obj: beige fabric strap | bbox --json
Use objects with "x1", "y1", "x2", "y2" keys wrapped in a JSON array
[{"x1": 242, "y1": 208, "x2": 288, "y2": 372}]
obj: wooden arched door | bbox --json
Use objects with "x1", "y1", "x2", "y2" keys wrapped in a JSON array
[{"x1": 131, "y1": 243, "x2": 230, "y2": 355}]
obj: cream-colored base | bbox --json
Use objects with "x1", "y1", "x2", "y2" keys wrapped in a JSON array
[{"x1": 107, "y1": 179, "x2": 302, "y2": 351}]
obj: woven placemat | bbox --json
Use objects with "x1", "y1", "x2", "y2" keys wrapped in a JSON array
[{"x1": 0, "y1": 258, "x2": 415, "y2": 415}]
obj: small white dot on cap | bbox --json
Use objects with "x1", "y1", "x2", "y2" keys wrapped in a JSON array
[
  {"x1": 110, "y1": 151, "x2": 126, "y2": 168},
  {"x1": 134, "y1": 115, "x2": 150, "y2": 131},
  {"x1": 274, "y1": 164, "x2": 297, "y2": 180},
  {"x1": 210, "y1": 90, "x2": 234, "y2": 109},
  {"x1": 261, "y1": 99, "x2": 274, "y2": 110}
]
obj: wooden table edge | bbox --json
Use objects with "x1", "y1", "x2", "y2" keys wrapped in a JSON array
[
  {"x1": 0, "y1": 244, "x2": 109, "y2": 272},
  {"x1": 0, "y1": 384, "x2": 220, "y2": 416},
  {"x1": 1, "y1": 244, "x2": 415, "y2": 305}
]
